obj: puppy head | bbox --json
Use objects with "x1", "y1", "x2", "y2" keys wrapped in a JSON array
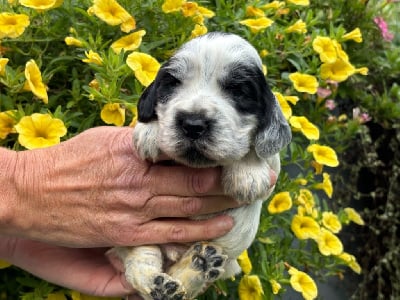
[{"x1": 137, "y1": 32, "x2": 291, "y2": 167}]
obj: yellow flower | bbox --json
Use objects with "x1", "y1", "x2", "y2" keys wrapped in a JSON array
[
  {"x1": 342, "y1": 27, "x2": 362, "y2": 43},
  {"x1": 82, "y1": 50, "x2": 103, "y2": 65},
  {"x1": 190, "y1": 24, "x2": 207, "y2": 39},
  {"x1": 285, "y1": 95, "x2": 299, "y2": 105},
  {"x1": 19, "y1": 0, "x2": 63, "y2": 11},
  {"x1": 287, "y1": 0, "x2": 310, "y2": 6},
  {"x1": 311, "y1": 160, "x2": 323, "y2": 174},
  {"x1": 261, "y1": 1, "x2": 285, "y2": 10},
  {"x1": 259, "y1": 49, "x2": 269, "y2": 57},
  {"x1": 315, "y1": 172, "x2": 333, "y2": 198},
  {"x1": 320, "y1": 57, "x2": 356, "y2": 82},
  {"x1": 337, "y1": 252, "x2": 361, "y2": 274},
  {"x1": 312, "y1": 36, "x2": 338, "y2": 63},
  {"x1": 306, "y1": 144, "x2": 339, "y2": 167},
  {"x1": 129, "y1": 106, "x2": 138, "y2": 127},
  {"x1": 322, "y1": 211, "x2": 342, "y2": 233},
  {"x1": 181, "y1": 2, "x2": 198, "y2": 17},
  {"x1": 289, "y1": 72, "x2": 319, "y2": 94},
  {"x1": 291, "y1": 214, "x2": 320, "y2": 240},
  {"x1": 0, "y1": 12, "x2": 30, "y2": 39},
  {"x1": 161, "y1": 0, "x2": 185, "y2": 13},
  {"x1": 269, "y1": 279, "x2": 281, "y2": 295},
  {"x1": 100, "y1": 103, "x2": 125, "y2": 126},
  {"x1": 126, "y1": 52, "x2": 160, "y2": 87},
  {"x1": 239, "y1": 17, "x2": 274, "y2": 33},
  {"x1": 344, "y1": 207, "x2": 365, "y2": 225},
  {"x1": 274, "y1": 92, "x2": 292, "y2": 120},
  {"x1": 268, "y1": 192, "x2": 292, "y2": 214},
  {"x1": 47, "y1": 292, "x2": 67, "y2": 300},
  {"x1": 246, "y1": 6, "x2": 265, "y2": 17},
  {"x1": 64, "y1": 36, "x2": 83, "y2": 47},
  {"x1": 285, "y1": 19, "x2": 307, "y2": 34},
  {"x1": 111, "y1": 30, "x2": 146, "y2": 54},
  {"x1": 316, "y1": 228, "x2": 343, "y2": 256},
  {"x1": 237, "y1": 249, "x2": 252, "y2": 274},
  {"x1": 15, "y1": 113, "x2": 67, "y2": 149},
  {"x1": 0, "y1": 110, "x2": 17, "y2": 139},
  {"x1": 355, "y1": 67, "x2": 369, "y2": 75},
  {"x1": 238, "y1": 275, "x2": 264, "y2": 300},
  {"x1": 0, "y1": 57, "x2": 9, "y2": 76},
  {"x1": 71, "y1": 290, "x2": 120, "y2": 300},
  {"x1": 296, "y1": 189, "x2": 315, "y2": 214},
  {"x1": 197, "y1": 6, "x2": 215, "y2": 18},
  {"x1": 88, "y1": 0, "x2": 136, "y2": 32},
  {"x1": 289, "y1": 116, "x2": 320, "y2": 140},
  {"x1": 24, "y1": 59, "x2": 48, "y2": 104},
  {"x1": 0, "y1": 259, "x2": 11, "y2": 269},
  {"x1": 288, "y1": 267, "x2": 318, "y2": 300}
]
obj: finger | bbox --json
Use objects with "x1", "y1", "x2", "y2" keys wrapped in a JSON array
[
  {"x1": 144, "y1": 195, "x2": 240, "y2": 219},
  {"x1": 146, "y1": 165, "x2": 223, "y2": 196},
  {"x1": 133, "y1": 215, "x2": 234, "y2": 244}
]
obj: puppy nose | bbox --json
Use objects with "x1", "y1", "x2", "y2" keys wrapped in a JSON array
[{"x1": 177, "y1": 112, "x2": 210, "y2": 140}]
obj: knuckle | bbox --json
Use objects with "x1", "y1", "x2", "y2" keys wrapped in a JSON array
[
  {"x1": 188, "y1": 169, "x2": 214, "y2": 194},
  {"x1": 181, "y1": 197, "x2": 203, "y2": 215},
  {"x1": 168, "y1": 225, "x2": 188, "y2": 242}
]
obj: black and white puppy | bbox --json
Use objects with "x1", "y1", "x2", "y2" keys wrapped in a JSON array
[{"x1": 114, "y1": 32, "x2": 291, "y2": 300}]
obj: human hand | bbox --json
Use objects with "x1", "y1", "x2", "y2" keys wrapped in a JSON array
[
  {"x1": 0, "y1": 236, "x2": 134, "y2": 297},
  {"x1": 3, "y1": 126, "x2": 237, "y2": 247}
]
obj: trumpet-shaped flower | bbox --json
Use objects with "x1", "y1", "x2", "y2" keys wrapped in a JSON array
[
  {"x1": 237, "y1": 250, "x2": 252, "y2": 274},
  {"x1": 342, "y1": 28, "x2": 362, "y2": 43},
  {"x1": 0, "y1": 13, "x2": 30, "y2": 39},
  {"x1": 320, "y1": 57, "x2": 356, "y2": 82},
  {"x1": 289, "y1": 116, "x2": 320, "y2": 140},
  {"x1": 88, "y1": 0, "x2": 136, "y2": 32},
  {"x1": 181, "y1": 2, "x2": 198, "y2": 17},
  {"x1": 261, "y1": 1, "x2": 285, "y2": 10},
  {"x1": 64, "y1": 36, "x2": 83, "y2": 47},
  {"x1": 288, "y1": 267, "x2": 318, "y2": 300},
  {"x1": 269, "y1": 279, "x2": 282, "y2": 295},
  {"x1": 111, "y1": 30, "x2": 146, "y2": 54},
  {"x1": 15, "y1": 113, "x2": 67, "y2": 149},
  {"x1": 337, "y1": 252, "x2": 362, "y2": 274},
  {"x1": 315, "y1": 172, "x2": 333, "y2": 198},
  {"x1": 307, "y1": 144, "x2": 339, "y2": 167},
  {"x1": 268, "y1": 192, "x2": 292, "y2": 214},
  {"x1": 238, "y1": 275, "x2": 264, "y2": 300},
  {"x1": 100, "y1": 103, "x2": 125, "y2": 126},
  {"x1": 274, "y1": 92, "x2": 292, "y2": 120},
  {"x1": 24, "y1": 59, "x2": 48, "y2": 104},
  {"x1": 239, "y1": 17, "x2": 274, "y2": 33},
  {"x1": 190, "y1": 24, "x2": 207, "y2": 39},
  {"x1": 312, "y1": 36, "x2": 338, "y2": 63},
  {"x1": 0, "y1": 58, "x2": 9, "y2": 76},
  {"x1": 19, "y1": 0, "x2": 63, "y2": 11},
  {"x1": 197, "y1": 6, "x2": 215, "y2": 19},
  {"x1": 344, "y1": 207, "x2": 365, "y2": 225},
  {"x1": 286, "y1": 0, "x2": 310, "y2": 6},
  {"x1": 0, "y1": 110, "x2": 17, "y2": 139},
  {"x1": 322, "y1": 211, "x2": 342, "y2": 233},
  {"x1": 285, "y1": 19, "x2": 307, "y2": 34},
  {"x1": 316, "y1": 228, "x2": 343, "y2": 256},
  {"x1": 289, "y1": 72, "x2": 319, "y2": 94},
  {"x1": 161, "y1": 0, "x2": 185, "y2": 13},
  {"x1": 246, "y1": 6, "x2": 265, "y2": 17},
  {"x1": 82, "y1": 50, "x2": 103, "y2": 65},
  {"x1": 126, "y1": 52, "x2": 160, "y2": 87},
  {"x1": 291, "y1": 214, "x2": 320, "y2": 240},
  {"x1": 296, "y1": 189, "x2": 315, "y2": 215}
]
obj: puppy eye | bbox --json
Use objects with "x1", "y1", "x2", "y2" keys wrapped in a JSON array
[{"x1": 157, "y1": 72, "x2": 181, "y2": 102}]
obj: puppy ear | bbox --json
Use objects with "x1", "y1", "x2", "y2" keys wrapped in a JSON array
[
  {"x1": 137, "y1": 81, "x2": 158, "y2": 122},
  {"x1": 254, "y1": 91, "x2": 292, "y2": 158}
]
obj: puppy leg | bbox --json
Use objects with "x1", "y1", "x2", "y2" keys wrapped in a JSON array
[
  {"x1": 133, "y1": 122, "x2": 161, "y2": 162},
  {"x1": 168, "y1": 242, "x2": 227, "y2": 299},
  {"x1": 222, "y1": 150, "x2": 280, "y2": 203},
  {"x1": 111, "y1": 246, "x2": 186, "y2": 300}
]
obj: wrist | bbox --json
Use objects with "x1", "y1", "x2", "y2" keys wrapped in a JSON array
[{"x1": 0, "y1": 148, "x2": 18, "y2": 234}]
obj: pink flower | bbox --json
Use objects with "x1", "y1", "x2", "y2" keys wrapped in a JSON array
[
  {"x1": 317, "y1": 87, "x2": 332, "y2": 99},
  {"x1": 353, "y1": 107, "x2": 371, "y2": 124},
  {"x1": 325, "y1": 99, "x2": 336, "y2": 110},
  {"x1": 373, "y1": 17, "x2": 394, "y2": 41}
]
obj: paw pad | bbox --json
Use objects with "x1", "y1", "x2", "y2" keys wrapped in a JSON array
[
  {"x1": 190, "y1": 243, "x2": 227, "y2": 281},
  {"x1": 150, "y1": 274, "x2": 186, "y2": 300}
]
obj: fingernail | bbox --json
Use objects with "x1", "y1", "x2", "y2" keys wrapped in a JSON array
[{"x1": 216, "y1": 216, "x2": 234, "y2": 232}]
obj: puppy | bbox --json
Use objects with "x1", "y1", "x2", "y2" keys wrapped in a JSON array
[{"x1": 113, "y1": 32, "x2": 291, "y2": 300}]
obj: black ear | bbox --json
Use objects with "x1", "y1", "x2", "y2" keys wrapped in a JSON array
[
  {"x1": 137, "y1": 81, "x2": 158, "y2": 122},
  {"x1": 254, "y1": 84, "x2": 292, "y2": 158}
]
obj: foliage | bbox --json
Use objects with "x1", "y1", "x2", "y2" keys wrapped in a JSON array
[{"x1": 0, "y1": 0, "x2": 398, "y2": 299}]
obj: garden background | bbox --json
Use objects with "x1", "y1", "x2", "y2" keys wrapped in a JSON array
[{"x1": 0, "y1": 0, "x2": 399, "y2": 299}]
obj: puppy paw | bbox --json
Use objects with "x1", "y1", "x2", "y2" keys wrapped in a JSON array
[
  {"x1": 150, "y1": 274, "x2": 186, "y2": 300},
  {"x1": 190, "y1": 243, "x2": 227, "y2": 282},
  {"x1": 133, "y1": 122, "x2": 161, "y2": 161}
]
